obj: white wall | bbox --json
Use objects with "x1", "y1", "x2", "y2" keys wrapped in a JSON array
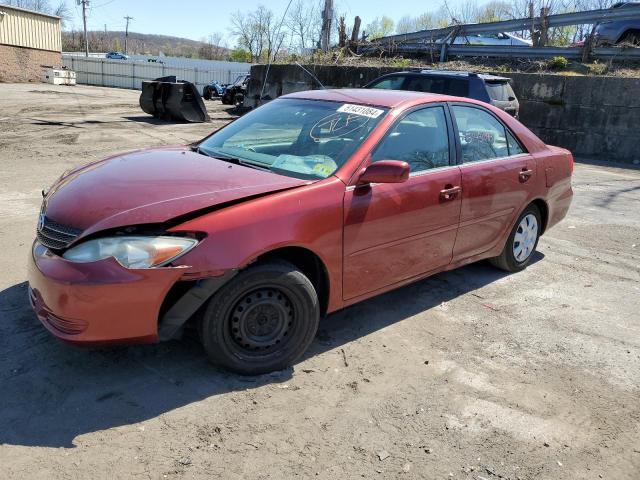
[{"x1": 61, "y1": 55, "x2": 251, "y2": 93}]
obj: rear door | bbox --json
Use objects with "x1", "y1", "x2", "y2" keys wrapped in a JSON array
[
  {"x1": 449, "y1": 104, "x2": 536, "y2": 261},
  {"x1": 343, "y1": 105, "x2": 462, "y2": 300}
]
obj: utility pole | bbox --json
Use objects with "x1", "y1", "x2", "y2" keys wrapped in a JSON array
[
  {"x1": 124, "y1": 16, "x2": 134, "y2": 54},
  {"x1": 77, "y1": 0, "x2": 89, "y2": 57}
]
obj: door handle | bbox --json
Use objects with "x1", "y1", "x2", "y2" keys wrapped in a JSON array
[
  {"x1": 519, "y1": 168, "x2": 533, "y2": 182},
  {"x1": 440, "y1": 185, "x2": 461, "y2": 201}
]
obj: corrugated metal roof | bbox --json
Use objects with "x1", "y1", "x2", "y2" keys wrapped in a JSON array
[
  {"x1": 0, "y1": 4, "x2": 60, "y2": 19},
  {"x1": 0, "y1": 4, "x2": 61, "y2": 51}
]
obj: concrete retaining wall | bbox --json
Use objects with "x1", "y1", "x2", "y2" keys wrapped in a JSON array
[{"x1": 247, "y1": 64, "x2": 640, "y2": 164}]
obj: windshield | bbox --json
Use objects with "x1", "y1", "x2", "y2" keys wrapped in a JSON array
[
  {"x1": 232, "y1": 75, "x2": 248, "y2": 86},
  {"x1": 198, "y1": 98, "x2": 388, "y2": 180}
]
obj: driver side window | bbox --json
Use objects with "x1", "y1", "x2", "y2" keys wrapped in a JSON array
[{"x1": 371, "y1": 106, "x2": 450, "y2": 173}]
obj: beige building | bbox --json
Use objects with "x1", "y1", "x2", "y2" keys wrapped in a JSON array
[{"x1": 0, "y1": 4, "x2": 62, "y2": 82}]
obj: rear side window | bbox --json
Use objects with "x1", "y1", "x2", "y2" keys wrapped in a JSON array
[
  {"x1": 451, "y1": 105, "x2": 509, "y2": 162},
  {"x1": 403, "y1": 76, "x2": 468, "y2": 97},
  {"x1": 485, "y1": 81, "x2": 516, "y2": 102},
  {"x1": 368, "y1": 75, "x2": 406, "y2": 90},
  {"x1": 506, "y1": 130, "x2": 525, "y2": 155}
]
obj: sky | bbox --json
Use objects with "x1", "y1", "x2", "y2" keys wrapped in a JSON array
[{"x1": 63, "y1": 0, "x2": 487, "y2": 43}]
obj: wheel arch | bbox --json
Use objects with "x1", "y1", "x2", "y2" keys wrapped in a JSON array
[
  {"x1": 529, "y1": 198, "x2": 549, "y2": 235},
  {"x1": 255, "y1": 246, "x2": 331, "y2": 317},
  {"x1": 619, "y1": 28, "x2": 640, "y2": 43}
]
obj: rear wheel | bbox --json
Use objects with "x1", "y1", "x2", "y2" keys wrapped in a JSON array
[
  {"x1": 203, "y1": 88, "x2": 211, "y2": 100},
  {"x1": 620, "y1": 30, "x2": 640, "y2": 46},
  {"x1": 221, "y1": 92, "x2": 233, "y2": 105},
  {"x1": 200, "y1": 261, "x2": 320, "y2": 375},
  {"x1": 489, "y1": 204, "x2": 541, "y2": 272}
]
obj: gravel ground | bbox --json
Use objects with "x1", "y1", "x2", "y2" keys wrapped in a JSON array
[{"x1": 0, "y1": 83, "x2": 639, "y2": 480}]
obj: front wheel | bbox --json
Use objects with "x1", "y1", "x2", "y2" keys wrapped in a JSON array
[
  {"x1": 489, "y1": 204, "x2": 541, "y2": 272},
  {"x1": 200, "y1": 261, "x2": 320, "y2": 375}
]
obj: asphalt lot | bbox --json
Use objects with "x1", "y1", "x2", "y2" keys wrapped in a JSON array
[{"x1": 0, "y1": 83, "x2": 639, "y2": 480}]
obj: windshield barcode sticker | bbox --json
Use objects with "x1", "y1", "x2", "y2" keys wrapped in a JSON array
[{"x1": 337, "y1": 104, "x2": 384, "y2": 118}]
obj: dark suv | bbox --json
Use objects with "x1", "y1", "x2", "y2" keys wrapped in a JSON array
[
  {"x1": 365, "y1": 70, "x2": 520, "y2": 118},
  {"x1": 594, "y1": 2, "x2": 640, "y2": 46}
]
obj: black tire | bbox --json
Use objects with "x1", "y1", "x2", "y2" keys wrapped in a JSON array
[
  {"x1": 221, "y1": 93, "x2": 233, "y2": 105},
  {"x1": 489, "y1": 204, "x2": 541, "y2": 273},
  {"x1": 203, "y1": 88, "x2": 211, "y2": 100},
  {"x1": 200, "y1": 261, "x2": 320, "y2": 375}
]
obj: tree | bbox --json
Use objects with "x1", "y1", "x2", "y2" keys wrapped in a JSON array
[
  {"x1": 3, "y1": 0, "x2": 69, "y2": 26},
  {"x1": 395, "y1": 13, "x2": 436, "y2": 34},
  {"x1": 476, "y1": 1, "x2": 514, "y2": 23},
  {"x1": 365, "y1": 16, "x2": 395, "y2": 40},
  {"x1": 198, "y1": 33, "x2": 227, "y2": 60},
  {"x1": 230, "y1": 5, "x2": 287, "y2": 62},
  {"x1": 230, "y1": 49, "x2": 253, "y2": 62},
  {"x1": 286, "y1": 0, "x2": 322, "y2": 53}
]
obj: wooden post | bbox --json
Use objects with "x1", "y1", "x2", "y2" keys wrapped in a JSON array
[
  {"x1": 540, "y1": 7, "x2": 550, "y2": 47},
  {"x1": 338, "y1": 16, "x2": 347, "y2": 47},
  {"x1": 320, "y1": 0, "x2": 333, "y2": 52},
  {"x1": 351, "y1": 16, "x2": 361, "y2": 44}
]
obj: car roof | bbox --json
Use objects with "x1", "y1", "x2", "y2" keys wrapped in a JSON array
[
  {"x1": 379, "y1": 70, "x2": 511, "y2": 82},
  {"x1": 282, "y1": 88, "x2": 458, "y2": 108}
]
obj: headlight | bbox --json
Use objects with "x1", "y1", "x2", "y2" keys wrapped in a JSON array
[{"x1": 62, "y1": 236, "x2": 197, "y2": 269}]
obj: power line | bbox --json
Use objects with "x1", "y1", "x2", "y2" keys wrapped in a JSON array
[{"x1": 91, "y1": 0, "x2": 117, "y2": 9}]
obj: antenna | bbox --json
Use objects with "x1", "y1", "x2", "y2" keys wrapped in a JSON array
[
  {"x1": 259, "y1": 0, "x2": 294, "y2": 101},
  {"x1": 294, "y1": 62, "x2": 325, "y2": 90}
]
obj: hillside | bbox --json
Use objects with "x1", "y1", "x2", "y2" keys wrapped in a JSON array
[{"x1": 61, "y1": 30, "x2": 229, "y2": 59}]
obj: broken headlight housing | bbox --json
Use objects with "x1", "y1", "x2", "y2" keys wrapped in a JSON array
[{"x1": 62, "y1": 236, "x2": 197, "y2": 269}]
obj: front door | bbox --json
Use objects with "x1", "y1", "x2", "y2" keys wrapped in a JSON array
[
  {"x1": 343, "y1": 105, "x2": 462, "y2": 300},
  {"x1": 449, "y1": 104, "x2": 537, "y2": 260}
]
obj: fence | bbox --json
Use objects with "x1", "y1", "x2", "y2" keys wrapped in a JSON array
[{"x1": 61, "y1": 55, "x2": 251, "y2": 93}]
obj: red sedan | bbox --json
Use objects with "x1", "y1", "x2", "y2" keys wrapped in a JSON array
[{"x1": 29, "y1": 89, "x2": 573, "y2": 374}]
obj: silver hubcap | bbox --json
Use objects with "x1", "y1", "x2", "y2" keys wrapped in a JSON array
[{"x1": 513, "y1": 214, "x2": 538, "y2": 262}]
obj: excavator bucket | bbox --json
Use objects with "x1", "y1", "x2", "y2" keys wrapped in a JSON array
[{"x1": 139, "y1": 76, "x2": 210, "y2": 123}]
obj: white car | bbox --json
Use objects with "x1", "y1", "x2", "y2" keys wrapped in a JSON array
[{"x1": 449, "y1": 32, "x2": 532, "y2": 46}]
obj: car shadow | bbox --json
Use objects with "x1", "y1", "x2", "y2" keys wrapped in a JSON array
[{"x1": 0, "y1": 254, "x2": 543, "y2": 448}]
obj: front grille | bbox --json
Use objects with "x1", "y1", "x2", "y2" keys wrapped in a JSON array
[
  {"x1": 37, "y1": 216, "x2": 82, "y2": 250},
  {"x1": 45, "y1": 312, "x2": 88, "y2": 335}
]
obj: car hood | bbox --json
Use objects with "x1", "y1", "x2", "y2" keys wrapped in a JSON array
[{"x1": 43, "y1": 146, "x2": 311, "y2": 239}]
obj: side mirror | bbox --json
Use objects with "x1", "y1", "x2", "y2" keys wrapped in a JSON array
[{"x1": 357, "y1": 160, "x2": 410, "y2": 185}]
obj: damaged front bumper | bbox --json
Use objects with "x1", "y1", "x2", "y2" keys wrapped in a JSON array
[{"x1": 28, "y1": 241, "x2": 186, "y2": 345}]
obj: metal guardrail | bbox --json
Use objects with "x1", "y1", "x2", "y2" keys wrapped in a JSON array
[
  {"x1": 380, "y1": 6, "x2": 640, "y2": 43},
  {"x1": 386, "y1": 43, "x2": 640, "y2": 60}
]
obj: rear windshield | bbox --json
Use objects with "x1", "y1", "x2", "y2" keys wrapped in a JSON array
[
  {"x1": 485, "y1": 81, "x2": 516, "y2": 102},
  {"x1": 368, "y1": 75, "x2": 468, "y2": 97}
]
